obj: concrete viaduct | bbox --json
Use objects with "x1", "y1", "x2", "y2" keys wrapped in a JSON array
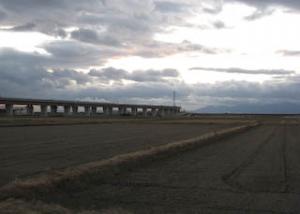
[{"x1": 0, "y1": 97, "x2": 181, "y2": 117}]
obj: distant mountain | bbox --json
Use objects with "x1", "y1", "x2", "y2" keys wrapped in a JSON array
[{"x1": 195, "y1": 102, "x2": 300, "y2": 114}]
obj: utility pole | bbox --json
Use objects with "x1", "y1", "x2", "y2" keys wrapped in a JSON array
[{"x1": 173, "y1": 91, "x2": 176, "y2": 107}]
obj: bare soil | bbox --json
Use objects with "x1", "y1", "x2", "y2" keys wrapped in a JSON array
[
  {"x1": 0, "y1": 123, "x2": 228, "y2": 187},
  {"x1": 13, "y1": 124, "x2": 300, "y2": 213}
]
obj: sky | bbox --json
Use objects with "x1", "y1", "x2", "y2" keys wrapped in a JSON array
[{"x1": 1, "y1": 0, "x2": 300, "y2": 113}]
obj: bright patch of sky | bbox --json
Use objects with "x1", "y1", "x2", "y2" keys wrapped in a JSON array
[{"x1": 0, "y1": 30, "x2": 54, "y2": 54}]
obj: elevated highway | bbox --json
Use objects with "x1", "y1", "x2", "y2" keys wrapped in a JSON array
[{"x1": 0, "y1": 97, "x2": 180, "y2": 117}]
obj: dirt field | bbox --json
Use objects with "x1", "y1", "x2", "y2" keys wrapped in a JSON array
[
  {"x1": 10, "y1": 123, "x2": 300, "y2": 213},
  {"x1": 0, "y1": 123, "x2": 229, "y2": 187}
]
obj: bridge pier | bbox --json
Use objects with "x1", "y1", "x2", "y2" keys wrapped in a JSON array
[
  {"x1": 91, "y1": 106, "x2": 97, "y2": 115},
  {"x1": 104, "y1": 106, "x2": 113, "y2": 116},
  {"x1": 41, "y1": 105, "x2": 48, "y2": 116},
  {"x1": 50, "y1": 105, "x2": 58, "y2": 114},
  {"x1": 72, "y1": 106, "x2": 78, "y2": 115},
  {"x1": 119, "y1": 106, "x2": 126, "y2": 115},
  {"x1": 151, "y1": 108, "x2": 157, "y2": 117},
  {"x1": 27, "y1": 104, "x2": 34, "y2": 115},
  {"x1": 84, "y1": 106, "x2": 91, "y2": 116},
  {"x1": 158, "y1": 108, "x2": 165, "y2": 117},
  {"x1": 64, "y1": 105, "x2": 71, "y2": 116},
  {"x1": 5, "y1": 104, "x2": 13, "y2": 116},
  {"x1": 143, "y1": 108, "x2": 148, "y2": 117},
  {"x1": 131, "y1": 107, "x2": 137, "y2": 116}
]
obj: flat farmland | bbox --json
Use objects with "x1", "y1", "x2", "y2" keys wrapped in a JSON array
[
  {"x1": 19, "y1": 123, "x2": 300, "y2": 213},
  {"x1": 0, "y1": 123, "x2": 230, "y2": 187}
]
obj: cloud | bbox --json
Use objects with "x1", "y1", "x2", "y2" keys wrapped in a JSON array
[
  {"x1": 71, "y1": 28, "x2": 122, "y2": 47},
  {"x1": 1, "y1": 48, "x2": 300, "y2": 112},
  {"x1": 226, "y1": 0, "x2": 300, "y2": 10},
  {"x1": 41, "y1": 40, "x2": 123, "y2": 68},
  {"x1": 244, "y1": 9, "x2": 275, "y2": 21},
  {"x1": 10, "y1": 23, "x2": 36, "y2": 31},
  {"x1": 89, "y1": 67, "x2": 179, "y2": 82},
  {"x1": 277, "y1": 50, "x2": 300, "y2": 56},
  {"x1": 189, "y1": 67, "x2": 295, "y2": 75},
  {"x1": 89, "y1": 67, "x2": 128, "y2": 81},
  {"x1": 212, "y1": 20, "x2": 226, "y2": 29},
  {"x1": 0, "y1": 0, "x2": 228, "y2": 65},
  {"x1": 154, "y1": 1, "x2": 189, "y2": 13},
  {"x1": 2, "y1": 48, "x2": 300, "y2": 112}
]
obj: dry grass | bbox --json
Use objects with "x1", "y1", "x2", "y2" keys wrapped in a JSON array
[
  {"x1": 0, "y1": 123, "x2": 258, "y2": 201},
  {"x1": 0, "y1": 198, "x2": 132, "y2": 214},
  {"x1": 0, "y1": 198, "x2": 72, "y2": 214},
  {"x1": 0, "y1": 116, "x2": 256, "y2": 127}
]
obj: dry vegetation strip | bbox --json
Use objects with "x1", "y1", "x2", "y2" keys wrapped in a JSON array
[
  {"x1": 0, "y1": 116, "x2": 256, "y2": 127},
  {"x1": 0, "y1": 123, "x2": 258, "y2": 201}
]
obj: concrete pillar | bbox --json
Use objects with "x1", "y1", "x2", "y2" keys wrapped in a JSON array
[
  {"x1": 64, "y1": 105, "x2": 71, "y2": 116},
  {"x1": 72, "y1": 106, "x2": 78, "y2": 115},
  {"x1": 119, "y1": 106, "x2": 126, "y2": 115},
  {"x1": 167, "y1": 108, "x2": 171, "y2": 116},
  {"x1": 5, "y1": 104, "x2": 13, "y2": 116},
  {"x1": 50, "y1": 105, "x2": 58, "y2": 114},
  {"x1": 158, "y1": 108, "x2": 165, "y2": 117},
  {"x1": 91, "y1": 106, "x2": 97, "y2": 114},
  {"x1": 131, "y1": 107, "x2": 137, "y2": 116},
  {"x1": 85, "y1": 106, "x2": 91, "y2": 116},
  {"x1": 164, "y1": 109, "x2": 169, "y2": 117},
  {"x1": 151, "y1": 108, "x2": 157, "y2": 117},
  {"x1": 143, "y1": 108, "x2": 148, "y2": 117},
  {"x1": 27, "y1": 104, "x2": 34, "y2": 115},
  {"x1": 41, "y1": 105, "x2": 48, "y2": 116},
  {"x1": 108, "y1": 107, "x2": 113, "y2": 116},
  {"x1": 103, "y1": 106, "x2": 109, "y2": 116},
  {"x1": 169, "y1": 108, "x2": 175, "y2": 116}
]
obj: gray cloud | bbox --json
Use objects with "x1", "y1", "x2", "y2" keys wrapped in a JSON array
[
  {"x1": 2, "y1": 48, "x2": 300, "y2": 111},
  {"x1": 277, "y1": 50, "x2": 300, "y2": 56},
  {"x1": 10, "y1": 23, "x2": 36, "y2": 31},
  {"x1": 189, "y1": 67, "x2": 295, "y2": 75},
  {"x1": 155, "y1": 1, "x2": 188, "y2": 13},
  {"x1": 212, "y1": 20, "x2": 226, "y2": 29},
  {"x1": 244, "y1": 9, "x2": 275, "y2": 21},
  {"x1": 0, "y1": 0, "x2": 228, "y2": 66},
  {"x1": 89, "y1": 67, "x2": 128, "y2": 81},
  {"x1": 226, "y1": 0, "x2": 300, "y2": 10},
  {"x1": 41, "y1": 40, "x2": 124, "y2": 68},
  {"x1": 71, "y1": 28, "x2": 122, "y2": 47},
  {"x1": 89, "y1": 67, "x2": 179, "y2": 83},
  {"x1": 0, "y1": 10, "x2": 6, "y2": 21}
]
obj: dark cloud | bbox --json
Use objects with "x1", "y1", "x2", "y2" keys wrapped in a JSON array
[
  {"x1": 10, "y1": 23, "x2": 36, "y2": 31},
  {"x1": 190, "y1": 67, "x2": 295, "y2": 75},
  {"x1": 41, "y1": 40, "x2": 123, "y2": 68},
  {"x1": 89, "y1": 67, "x2": 179, "y2": 82},
  {"x1": 155, "y1": 1, "x2": 188, "y2": 13},
  {"x1": 130, "y1": 69, "x2": 179, "y2": 82},
  {"x1": 71, "y1": 28, "x2": 122, "y2": 47},
  {"x1": 89, "y1": 67, "x2": 128, "y2": 81},
  {"x1": 0, "y1": 10, "x2": 6, "y2": 21},
  {"x1": 226, "y1": 0, "x2": 300, "y2": 10}
]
